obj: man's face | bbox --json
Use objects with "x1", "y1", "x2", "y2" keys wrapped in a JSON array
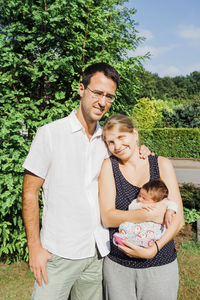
[{"x1": 79, "y1": 72, "x2": 117, "y2": 122}]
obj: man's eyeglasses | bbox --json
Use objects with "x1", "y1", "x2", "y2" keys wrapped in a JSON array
[{"x1": 87, "y1": 87, "x2": 115, "y2": 103}]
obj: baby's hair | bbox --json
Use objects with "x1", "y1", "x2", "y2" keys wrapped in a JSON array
[
  {"x1": 142, "y1": 180, "x2": 168, "y2": 202},
  {"x1": 102, "y1": 114, "x2": 135, "y2": 141}
]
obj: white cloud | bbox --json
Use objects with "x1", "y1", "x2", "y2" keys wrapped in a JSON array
[
  {"x1": 162, "y1": 66, "x2": 181, "y2": 77},
  {"x1": 145, "y1": 64, "x2": 181, "y2": 77},
  {"x1": 177, "y1": 25, "x2": 200, "y2": 40},
  {"x1": 144, "y1": 64, "x2": 162, "y2": 74},
  {"x1": 134, "y1": 45, "x2": 176, "y2": 58},
  {"x1": 144, "y1": 63, "x2": 200, "y2": 77},
  {"x1": 138, "y1": 29, "x2": 154, "y2": 41},
  {"x1": 184, "y1": 63, "x2": 200, "y2": 74}
]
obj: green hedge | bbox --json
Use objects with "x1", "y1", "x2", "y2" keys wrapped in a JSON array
[{"x1": 139, "y1": 128, "x2": 200, "y2": 158}]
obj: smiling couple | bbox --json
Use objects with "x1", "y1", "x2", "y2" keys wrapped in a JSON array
[{"x1": 22, "y1": 63, "x2": 184, "y2": 300}]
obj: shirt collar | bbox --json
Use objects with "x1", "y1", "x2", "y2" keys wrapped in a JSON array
[
  {"x1": 68, "y1": 110, "x2": 83, "y2": 133},
  {"x1": 92, "y1": 121, "x2": 102, "y2": 138},
  {"x1": 68, "y1": 110, "x2": 102, "y2": 138}
]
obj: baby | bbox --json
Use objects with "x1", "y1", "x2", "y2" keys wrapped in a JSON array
[{"x1": 113, "y1": 179, "x2": 178, "y2": 248}]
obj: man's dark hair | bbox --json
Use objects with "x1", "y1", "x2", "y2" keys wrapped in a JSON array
[
  {"x1": 82, "y1": 63, "x2": 120, "y2": 89},
  {"x1": 142, "y1": 180, "x2": 169, "y2": 202}
]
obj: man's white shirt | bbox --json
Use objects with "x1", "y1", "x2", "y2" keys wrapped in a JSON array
[{"x1": 23, "y1": 111, "x2": 110, "y2": 259}]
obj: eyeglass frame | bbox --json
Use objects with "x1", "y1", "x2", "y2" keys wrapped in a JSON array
[{"x1": 86, "y1": 86, "x2": 115, "y2": 103}]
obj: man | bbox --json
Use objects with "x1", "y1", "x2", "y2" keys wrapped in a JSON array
[{"x1": 22, "y1": 63, "x2": 160, "y2": 300}]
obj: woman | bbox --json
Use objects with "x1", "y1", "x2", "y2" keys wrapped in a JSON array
[{"x1": 99, "y1": 114, "x2": 184, "y2": 300}]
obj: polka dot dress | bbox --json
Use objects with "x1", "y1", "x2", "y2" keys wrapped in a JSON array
[{"x1": 108, "y1": 155, "x2": 177, "y2": 269}]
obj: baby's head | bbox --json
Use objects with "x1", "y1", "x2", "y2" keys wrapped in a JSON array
[{"x1": 137, "y1": 180, "x2": 168, "y2": 204}]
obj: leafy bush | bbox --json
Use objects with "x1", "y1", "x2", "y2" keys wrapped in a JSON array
[
  {"x1": 180, "y1": 184, "x2": 200, "y2": 224},
  {"x1": 130, "y1": 97, "x2": 158, "y2": 129},
  {"x1": 151, "y1": 99, "x2": 172, "y2": 128},
  {"x1": 183, "y1": 208, "x2": 200, "y2": 224},
  {"x1": 162, "y1": 100, "x2": 200, "y2": 128},
  {"x1": 139, "y1": 128, "x2": 200, "y2": 158},
  {"x1": 180, "y1": 184, "x2": 200, "y2": 211}
]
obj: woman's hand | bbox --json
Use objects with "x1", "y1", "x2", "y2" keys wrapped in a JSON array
[
  {"x1": 118, "y1": 240, "x2": 157, "y2": 259},
  {"x1": 140, "y1": 202, "x2": 156, "y2": 211},
  {"x1": 164, "y1": 209, "x2": 176, "y2": 228}
]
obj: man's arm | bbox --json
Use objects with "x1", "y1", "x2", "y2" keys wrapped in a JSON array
[
  {"x1": 22, "y1": 170, "x2": 51, "y2": 286},
  {"x1": 99, "y1": 159, "x2": 166, "y2": 228}
]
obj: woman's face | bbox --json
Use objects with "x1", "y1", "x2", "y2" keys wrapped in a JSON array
[{"x1": 105, "y1": 127, "x2": 138, "y2": 161}]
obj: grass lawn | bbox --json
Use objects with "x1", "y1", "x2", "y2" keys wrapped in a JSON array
[
  {"x1": 177, "y1": 241, "x2": 200, "y2": 300},
  {"x1": 0, "y1": 261, "x2": 34, "y2": 300},
  {"x1": 0, "y1": 225, "x2": 199, "y2": 300}
]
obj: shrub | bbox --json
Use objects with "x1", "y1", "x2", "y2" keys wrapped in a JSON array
[
  {"x1": 180, "y1": 184, "x2": 200, "y2": 211},
  {"x1": 130, "y1": 97, "x2": 158, "y2": 129},
  {"x1": 181, "y1": 184, "x2": 200, "y2": 224},
  {"x1": 162, "y1": 100, "x2": 200, "y2": 128},
  {"x1": 183, "y1": 208, "x2": 200, "y2": 224},
  {"x1": 151, "y1": 99, "x2": 173, "y2": 128}
]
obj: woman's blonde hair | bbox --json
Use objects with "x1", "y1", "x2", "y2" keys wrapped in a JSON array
[{"x1": 102, "y1": 114, "x2": 136, "y2": 141}]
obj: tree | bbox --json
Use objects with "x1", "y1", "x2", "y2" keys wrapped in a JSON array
[
  {"x1": 135, "y1": 68, "x2": 159, "y2": 99},
  {"x1": 135, "y1": 69, "x2": 200, "y2": 101},
  {"x1": 186, "y1": 71, "x2": 200, "y2": 96},
  {"x1": 0, "y1": 0, "x2": 144, "y2": 121},
  {"x1": 0, "y1": 0, "x2": 145, "y2": 261}
]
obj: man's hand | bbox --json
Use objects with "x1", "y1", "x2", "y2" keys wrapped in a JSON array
[
  {"x1": 139, "y1": 145, "x2": 154, "y2": 159},
  {"x1": 29, "y1": 245, "x2": 51, "y2": 286},
  {"x1": 118, "y1": 240, "x2": 157, "y2": 259}
]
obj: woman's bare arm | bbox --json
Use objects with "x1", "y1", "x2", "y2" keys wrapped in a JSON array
[{"x1": 156, "y1": 156, "x2": 185, "y2": 248}]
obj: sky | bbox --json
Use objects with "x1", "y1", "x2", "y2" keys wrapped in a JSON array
[{"x1": 124, "y1": 0, "x2": 200, "y2": 77}]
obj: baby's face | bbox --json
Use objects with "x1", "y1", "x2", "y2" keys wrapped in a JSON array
[{"x1": 137, "y1": 189, "x2": 155, "y2": 204}]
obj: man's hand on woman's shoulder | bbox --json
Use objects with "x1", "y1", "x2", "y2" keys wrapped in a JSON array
[{"x1": 139, "y1": 145, "x2": 155, "y2": 159}]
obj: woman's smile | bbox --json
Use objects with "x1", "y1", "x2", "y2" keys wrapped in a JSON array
[
  {"x1": 114, "y1": 145, "x2": 128, "y2": 155},
  {"x1": 105, "y1": 128, "x2": 138, "y2": 160}
]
